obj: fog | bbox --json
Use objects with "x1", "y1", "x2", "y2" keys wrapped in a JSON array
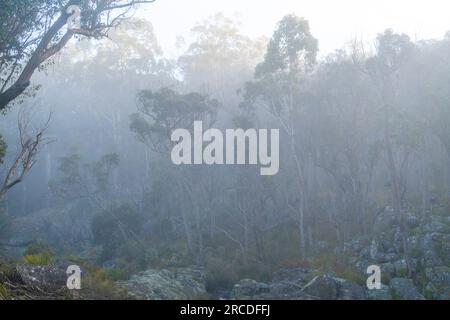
[{"x1": 1, "y1": 1, "x2": 450, "y2": 300}]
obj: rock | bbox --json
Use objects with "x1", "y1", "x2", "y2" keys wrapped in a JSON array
[
  {"x1": 424, "y1": 220, "x2": 448, "y2": 234},
  {"x1": 430, "y1": 233, "x2": 450, "y2": 266},
  {"x1": 302, "y1": 274, "x2": 339, "y2": 299},
  {"x1": 270, "y1": 268, "x2": 311, "y2": 297},
  {"x1": 389, "y1": 278, "x2": 425, "y2": 300},
  {"x1": 393, "y1": 259, "x2": 408, "y2": 276},
  {"x1": 422, "y1": 233, "x2": 445, "y2": 267},
  {"x1": 384, "y1": 253, "x2": 398, "y2": 262},
  {"x1": 343, "y1": 240, "x2": 365, "y2": 256},
  {"x1": 230, "y1": 279, "x2": 270, "y2": 300},
  {"x1": 380, "y1": 262, "x2": 395, "y2": 277},
  {"x1": 15, "y1": 264, "x2": 66, "y2": 290},
  {"x1": 301, "y1": 274, "x2": 365, "y2": 300},
  {"x1": 402, "y1": 213, "x2": 420, "y2": 229},
  {"x1": 367, "y1": 284, "x2": 392, "y2": 300},
  {"x1": 359, "y1": 247, "x2": 371, "y2": 260},
  {"x1": 424, "y1": 266, "x2": 450, "y2": 300},
  {"x1": 334, "y1": 277, "x2": 366, "y2": 300},
  {"x1": 116, "y1": 267, "x2": 207, "y2": 300}
]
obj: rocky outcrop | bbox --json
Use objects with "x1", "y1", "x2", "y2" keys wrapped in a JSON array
[
  {"x1": 116, "y1": 267, "x2": 207, "y2": 300},
  {"x1": 230, "y1": 269, "x2": 366, "y2": 300}
]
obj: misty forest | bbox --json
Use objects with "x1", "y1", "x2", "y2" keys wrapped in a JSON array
[{"x1": 1, "y1": 0, "x2": 450, "y2": 300}]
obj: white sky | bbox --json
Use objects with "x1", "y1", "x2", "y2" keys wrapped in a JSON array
[{"x1": 137, "y1": 0, "x2": 450, "y2": 58}]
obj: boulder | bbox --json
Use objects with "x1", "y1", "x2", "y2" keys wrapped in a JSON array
[
  {"x1": 230, "y1": 279, "x2": 270, "y2": 300},
  {"x1": 334, "y1": 277, "x2": 366, "y2": 300},
  {"x1": 402, "y1": 213, "x2": 420, "y2": 229},
  {"x1": 302, "y1": 274, "x2": 338, "y2": 299},
  {"x1": 302, "y1": 274, "x2": 366, "y2": 300},
  {"x1": 424, "y1": 266, "x2": 450, "y2": 300},
  {"x1": 389, "y1": 278, "x2": 425, "y2": 300},
  {"x1": 116, "y1": 267, "x2": 207, "y2": 300},
  {"x1": 367, "y1": 284, "x2": 392, "y2": 300},
  {"x1": 422, "y1": 233, "x2": 445, "y2": 267},
  {"x1": 392, "y1": 259, "x2": 409, "y2": 276},
  {"x1": 15, "y1": 264, "x2": 66, "y2": 290},
  {"x1": 269, "y1": 268, "x2": 311, "y2": 297}
]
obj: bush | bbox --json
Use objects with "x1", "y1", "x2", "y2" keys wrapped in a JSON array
[
  {"x1": 23, "y1": 254, "x2": 53, "y2": 266},
  {"x1": 23, "y1": 242, "x2": 53, "y2": 265}
]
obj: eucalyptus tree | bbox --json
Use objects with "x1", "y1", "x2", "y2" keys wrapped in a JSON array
[
  {"x1": 241, "y1": 14, "x2": 318, "y2": 258},
  {"x1": 0, "y1": 0, "x2": 156, "y2": 112}
]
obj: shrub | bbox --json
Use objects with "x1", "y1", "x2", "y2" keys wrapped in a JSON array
[
  {"x1": 23, "y1": 254, "x2": 53, "y2": 266},
  {"x1": 23, "y1": 242, "x2": 53, "y2": 265}
]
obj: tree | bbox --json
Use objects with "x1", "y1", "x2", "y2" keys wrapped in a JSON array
[
  {"x1": 130, "y1": 87, "x2": 219, "y2": 256},
  {"x1": 366, "y1": 29, "x2": 417, "y2": 275},
  {"x1": 0, "y1": 109, "x2": 51, "y2": 201},
  {"x1": 0, "y1": 0, "x2": 155, "y2": 112},
  {"x1": 241, "y1": 14, "x2": 318, "y2": 259},
  {"x1": 179, "y1": 13, "x2": 266, "y2": 98}
]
